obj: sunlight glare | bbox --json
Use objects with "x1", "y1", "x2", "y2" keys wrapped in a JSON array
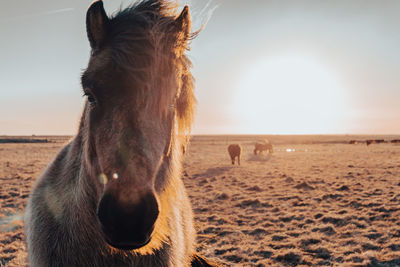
[
  {"x1": 99, "y1": 173, "x2": 108, "y2": 185},
  {"x1": 234, "y1": 54, "x2": 348, "y2": 134}
]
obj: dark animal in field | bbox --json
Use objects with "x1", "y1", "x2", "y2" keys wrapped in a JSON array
[
  {"x1": 375, "y1": 139, "x2": 385, "y2": 143},
  {"x1": 254, "y1": 139, "x2": 273, "y2": 155},
  {"x1": 227, "y1": 144, "x2": 241, "y2": 165},
  {"x1": 25, "y1": 1, "x2": 217, "y2": 266},
  {"x1": 349, "y1": 140, "x2": 358, "y2": 144},
  {"x1": 391, "y1": 139, "x2": 400, "y2": 143},
  {"x1": 366, "y1": 140, "x2": 375, "y2": 146}
]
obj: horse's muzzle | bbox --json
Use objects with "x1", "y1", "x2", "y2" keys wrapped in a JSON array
[{"x1": 97, "y1": 192, "x2": 159, "y2": 250}]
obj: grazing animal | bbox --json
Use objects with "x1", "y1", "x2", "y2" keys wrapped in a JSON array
[
  {"x1": 391, "y1": 139, "x2": 400, "y2": 143},
  {"x1": 366, "y1": 139, "x2": 375, "y2": 146},
  {"x1": 227, "y1": 144, "x2": 241, "y2": 165},
  {"x1": 25, "y1": 1, "x2": 216, "y2": 266},
  {"x1": 349, "y1": 140, "x2": 358, "y2": 144},
  {"x1": 254, "y1": 139, "x2": 273, "y2": 155},
  {"x1": 375, "y1": 139, "x2": 385, "y2": 143}
]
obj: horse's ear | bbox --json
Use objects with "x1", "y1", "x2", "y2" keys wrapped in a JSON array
[
  {"x1": 86, "y1": 0, "x2": 109, "y2": 49},
  {"x1": 175, "y1": 5, "x2": 191, "y2": 45}
]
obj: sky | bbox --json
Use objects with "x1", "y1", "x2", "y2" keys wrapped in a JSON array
[{"x1": 1, "y1": 0, "x2": 400, "y2": 135}]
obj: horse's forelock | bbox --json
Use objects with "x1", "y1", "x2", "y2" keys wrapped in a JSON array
[{"x1": 102, "y1": 0, "x2": 195, "y2": 137}]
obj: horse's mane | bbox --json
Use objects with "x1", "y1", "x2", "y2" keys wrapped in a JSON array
[{"x1": 101, "y1": 0, "x2": 196, "y2": 136}]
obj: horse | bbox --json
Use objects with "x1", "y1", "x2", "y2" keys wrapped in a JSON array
[
  {"x1": 227, "y1": 144, "x2": 241, "y2": 165},
  {"x1": 254, "y1": 139, "x2": 273, "y2": 155},
  {"x1": 366, "y1": 139, "x2": 375, "y2": 146},
  {"x1": 24, "y1": 1, "x2": 217, "y2": 266},
  {"x1": 349, "y1": 140, "x2": 358, "y2": 144}
]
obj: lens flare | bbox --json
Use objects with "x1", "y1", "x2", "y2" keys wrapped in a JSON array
[{"x1": 99, "y1": 173, "x2": 108, "y2": 184}]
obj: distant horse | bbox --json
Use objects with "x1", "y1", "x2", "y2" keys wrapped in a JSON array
[
  {"x1": 254, "y1": 140, "x2": 273, "y2": 155},
  {"x1": 375, "y1": 139, "x2": 385, "y2": 143},
  {"x1": 349, "y1": 140, "x2": 358, "y2": 144},
  {"x1": 391, "y1": 139, "x2": 400, "y2": 143},
  {"x1": 25, "y1": 1, "x2": 216, "y2": 266},
  {"x1": 366, "y1": 140, "x2": 375, "y2": 146},
  {"x1": 227, "y1": 144, "x2": 241, "y2": 165}
]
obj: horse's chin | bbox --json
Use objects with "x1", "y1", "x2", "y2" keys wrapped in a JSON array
[{"x1": 105, "y1": 236, "x2": 152, "y2": 251}]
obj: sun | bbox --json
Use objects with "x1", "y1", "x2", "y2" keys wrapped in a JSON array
[{"x1": 234, "y1": 54, "x2": 348, "y2": 134}]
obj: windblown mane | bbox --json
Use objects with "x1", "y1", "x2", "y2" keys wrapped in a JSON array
[{"x1": 89, "y1": 0, "x2": 196, "y2": 138}]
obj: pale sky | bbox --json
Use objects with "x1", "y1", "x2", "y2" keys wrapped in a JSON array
[{"x1": 1, "y1": 0, "x2": 400, "y2": 135}]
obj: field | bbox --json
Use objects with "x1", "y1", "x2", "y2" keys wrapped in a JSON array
[{"x1": 1, "y1": 135, "x2": 400, "y2": 266}]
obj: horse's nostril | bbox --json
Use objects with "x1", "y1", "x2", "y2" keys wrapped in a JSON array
[
  {"x1": 97, "y1": 194, "x2": 116, "y2": 230},
  {"x1": 97, "y1": 192, "x2": 159, "y2": 250}
]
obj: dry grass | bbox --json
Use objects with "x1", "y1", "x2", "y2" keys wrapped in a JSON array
[{"x1": 1, "y1": 135, "x2": 400, "y2": 266}]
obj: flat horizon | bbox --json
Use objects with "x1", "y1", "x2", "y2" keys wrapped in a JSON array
[{"x1": 1, "y1": 133, "x2": 400, "y2": 137}]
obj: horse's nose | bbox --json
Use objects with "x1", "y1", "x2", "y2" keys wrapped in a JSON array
[{"x1": 97, "y1": 192, "x2": 159, "y2": 250}]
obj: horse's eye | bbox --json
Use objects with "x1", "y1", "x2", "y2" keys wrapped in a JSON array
[{"x1": 84, "y1": 92, "x2": 96, "y2": 106}]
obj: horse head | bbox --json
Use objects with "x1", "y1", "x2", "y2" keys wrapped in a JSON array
[{"x1": 80, "y1": 0, "x2": 195, "y2": 251}]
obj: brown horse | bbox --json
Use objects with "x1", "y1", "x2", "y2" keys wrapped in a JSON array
[
  {"x1": 254, "y1": 139, "x2": 273, "y2": 155},
  {"x1": 366, "y1": 139, "x2": 375, "y2": 146},
  {"x1": 25, "y1": 1, "x2": 216, "y2": 266},
  {"x1": 227, "y1": 144, "x2": 241, "y2": 165}
]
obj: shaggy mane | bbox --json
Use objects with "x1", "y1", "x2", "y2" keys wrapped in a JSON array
[{"x1": 103, "y1": 0, "x2": 196, "y2": 137}]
